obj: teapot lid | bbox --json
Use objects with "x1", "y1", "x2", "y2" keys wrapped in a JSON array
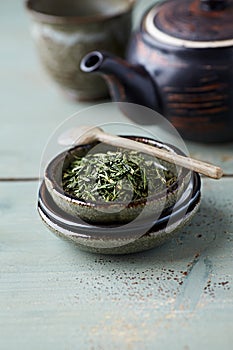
[{"x1": 144, "y1": 0, "x2": 233, "y2": 48}]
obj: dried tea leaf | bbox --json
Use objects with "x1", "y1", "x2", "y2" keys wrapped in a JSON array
[{"x1": 62, "y1": 150, "x2": 178, "y2": 203}]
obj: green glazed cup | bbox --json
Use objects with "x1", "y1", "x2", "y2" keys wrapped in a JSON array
[{"x1": 26, "y1": 0, "x2": 135, "y2": 101}]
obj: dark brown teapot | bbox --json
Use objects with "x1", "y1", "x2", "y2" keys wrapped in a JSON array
[{"x1": 80, "y1": 0, "x2": 233, "y2": 142}]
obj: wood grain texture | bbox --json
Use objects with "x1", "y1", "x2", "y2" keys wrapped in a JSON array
[
  {"x1": 0, "y1": 1, "x2": 232, "y2": 179},
  {"x1": 0, "y1": 0, "x2": 84, "y2": 178},
  {"x1": 0, "y1": 179, "x2": 233, "y2": 349},
  {"x1": 0, "y1": 1, "x2": 233, "y2": 349}
]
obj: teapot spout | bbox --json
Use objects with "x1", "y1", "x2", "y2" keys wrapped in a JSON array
[{"x1": 80, "y1": 51, "x2": 162, "y2": 113}]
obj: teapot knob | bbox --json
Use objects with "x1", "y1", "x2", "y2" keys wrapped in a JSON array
[{"x1": 200, "y1": 0, "x2": 228, "y2": 10}]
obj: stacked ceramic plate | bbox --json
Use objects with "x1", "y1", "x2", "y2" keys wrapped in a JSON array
[{"x1": 38, "y1": 173, "x2": 200, "y2": 254}]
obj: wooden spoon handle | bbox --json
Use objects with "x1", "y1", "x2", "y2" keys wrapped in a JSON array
[{"x1": 98, "y1": 132, "x2": 223, "y2": 179}]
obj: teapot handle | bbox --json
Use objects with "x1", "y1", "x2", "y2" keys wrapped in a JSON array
[{"x1": 200, "y1": 0, "x2": 228, "y2": 10}]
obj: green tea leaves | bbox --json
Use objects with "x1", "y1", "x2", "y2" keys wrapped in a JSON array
[{"x1": 62, "y1": 150, "x2": 177, "y2": 203}]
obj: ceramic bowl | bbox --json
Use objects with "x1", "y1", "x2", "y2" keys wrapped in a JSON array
[
  {"x1": 38, "y1": 171, "x2": 201, "y2": 254},
  {"x1": 26, "y1": 0, "x2": 135, "y2": 101},
  {"x1": 44, "y1": 136, "x2": 192, "y2": 225}
]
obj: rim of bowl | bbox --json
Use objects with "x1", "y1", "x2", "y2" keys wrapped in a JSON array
[
  {"x1": 45, "y1": 136, "x2": 191, "y2": 210},
  {"x1": 25, "y1": 0, "x2": 136, "y2": 25}
]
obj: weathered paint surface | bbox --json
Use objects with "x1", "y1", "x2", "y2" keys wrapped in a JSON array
[
  {"x1": 0, "y1": 179, "x2": 233, "y2": 349},
  {"x1": 0, "y1": 1, "x2": 233, "y2": 349}
]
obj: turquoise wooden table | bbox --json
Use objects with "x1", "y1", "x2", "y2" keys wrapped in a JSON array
[{"x1": 1, "y1": 1, "x2": 233, "y2": 349}]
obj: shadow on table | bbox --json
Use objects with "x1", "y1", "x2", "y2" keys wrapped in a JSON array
[{"x1": 64, "y1": 193, "x2": 232, "y2": 267}]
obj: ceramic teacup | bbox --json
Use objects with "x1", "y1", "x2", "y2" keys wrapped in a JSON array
[{"x1": 26, "y1": 0, "x2": 135, "y2": 101}]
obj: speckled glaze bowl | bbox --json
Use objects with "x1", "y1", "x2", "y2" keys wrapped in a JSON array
[
  {"x1": 26, "y1": 0, "x2": 135, "y2": 101},
  {"x1": 44, "y1": 136, "x2": 192, "y2": 225},
  {"x1": 38, "y1": 171, "x2": 201, "y2": 254}
]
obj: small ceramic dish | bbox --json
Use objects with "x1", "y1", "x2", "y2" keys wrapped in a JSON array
[
  {"x1": 44, "y1": 136, "x2": 192, "y2": 225},
  {"x1": 38, "y1": 171, "x2": 201, "y2": 254}
]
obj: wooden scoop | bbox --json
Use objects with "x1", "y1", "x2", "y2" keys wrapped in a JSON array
[{"x1": 58, "y1": 126, "x2": 223, "y2": 179}]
